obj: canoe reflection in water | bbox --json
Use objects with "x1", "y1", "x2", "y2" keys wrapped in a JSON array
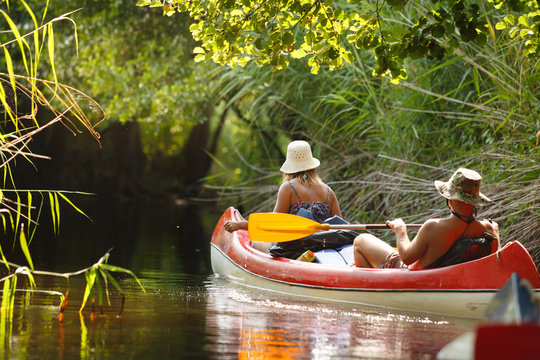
[
  {"x1": 205, "y1": 277, "x2": 476, "y2": 359},
  {"x1": 238, "y1": 328, "x2": 309, "y2": 359}
]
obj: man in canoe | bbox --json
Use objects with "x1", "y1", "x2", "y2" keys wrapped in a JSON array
[{"x1": 353, "y1": 168, "x2": 500, "y2": 269}]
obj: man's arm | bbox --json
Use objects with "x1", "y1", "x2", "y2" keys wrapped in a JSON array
[
  {"x1": 486, "y1": 219, "x2": 500, "y2": 252},
  {"x1": 387, "y1": 218, "x2": 431, "y2": 266}
]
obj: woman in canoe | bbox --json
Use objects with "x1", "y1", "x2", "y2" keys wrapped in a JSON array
[
  {"x1": 353, "y1": 167, "x2": 500, "y2": 269},
  {"x1": 224, "y1": 140, "x2": 343, "y2": 250}
]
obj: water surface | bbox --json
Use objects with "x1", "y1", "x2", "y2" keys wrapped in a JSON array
[{"x1": 0, "y1": 199, "x2": 477, "y2": 359}]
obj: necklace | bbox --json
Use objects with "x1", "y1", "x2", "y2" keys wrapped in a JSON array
[{"x1": 450, "y1": 209, "x2": 476, "y2": 223}]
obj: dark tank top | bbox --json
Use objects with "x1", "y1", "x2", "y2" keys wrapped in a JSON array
[{"x1": 287, "y1": 181, "x2": 332, "y2": 223}]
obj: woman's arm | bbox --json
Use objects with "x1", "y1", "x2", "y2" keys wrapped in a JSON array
[
  {"x1": 224, "y1": 220, "x2": 248, "y2": 232},
  {"x1": 273, "y1": 183, "x2": 291, "y2": 213},
  {"x1": 226, "y1": 183, "x2": 291, "y2": 233},
  {"x1": 329, "y1": 188, "x2": 342, "y2": 217}
]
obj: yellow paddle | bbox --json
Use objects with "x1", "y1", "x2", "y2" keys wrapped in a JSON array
[{"x1": 248, "y1": 213, "x2": 423, "y2": 243}]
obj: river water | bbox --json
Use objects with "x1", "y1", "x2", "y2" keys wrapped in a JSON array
[{"x1": 0, "y1": 199, "x2": 478, "y2": 359}]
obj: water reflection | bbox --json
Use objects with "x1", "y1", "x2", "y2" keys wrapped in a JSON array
[{"x1": 206, "y1": 277, "x2": 476, "y2": 359}]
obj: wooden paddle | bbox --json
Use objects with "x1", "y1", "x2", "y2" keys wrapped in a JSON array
[{"x1": 248, "y1": 212, "x2": 423, "y2": 243}]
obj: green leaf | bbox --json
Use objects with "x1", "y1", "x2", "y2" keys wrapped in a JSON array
[
  {"x1": 504, "y1": 15, "x2": 515, "y2": 25},
  {"x1": 27, "y1": 192, "x2": 32, "y2": 242},
  {"x1": 0, "y1": 9, "x2": 30, "y2": 75},
  {"x1": 48, "y1": 193, "x2": 58, "y2": 235},
  {"x1": 95, "y1": 275, "x2": 103, "y2": 307},
  {"x1": 98, "y1": 268, "x2": 112, "y2": 306},
  {"x1": 47, "y1": 23, "x2": 58, "y2": 84},
  {"x1": 291, "y1": 49, "x2": 307, "y2": 58},
  {"x1": 494, "y1": 110, "x2": 514, "y2": 135},
  {"x1": 57, "y1": 192, "x2": 91, "y2": 221},
  {"x1": 472, "y1": 67, "x2": 480, "y2": 95},
  {"x1": 432, "y1": 24, "x2": 445, "y2": 38},
  {"x1": 1, "y1": 278, "x2": 11, "y2": 310},
  {"x1": 3, "y1": 48, "x2": 17, "y2": 101},
  {"x1": 282, "y1": 32, "x2": 295, "y2": 46},
  {"x1": 0, "y1": 82, "x2": 16, "y2": 123},
  {"x1": 101, "y1": 268, "x2": 123, "y2": 293},
  {"x1": 80, "y1": 268, "x2": 97, "y2": 313},
  {"x1": 99, "y1": 263, "x2": 146, "y2": 293},
  {"x1": 254, "y1": 38, "x2": 265, "y2": 50},
  {"x1": 19, "y1": 225, "x2": 34, "y2": 271},
  {"x1": 476, "y1": 32, "x2": 487, "y2": 46},
  {"x1": 517, "y1": 15, "x2": 528, "y2": 27}
]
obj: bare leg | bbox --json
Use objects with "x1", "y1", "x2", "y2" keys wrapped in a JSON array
[
  {"x1": 354, "y1": 245, "x2": 371, "y2": 267},
  {"x1": 353, "y1": 233, "x2": 395, "y2": 268}
]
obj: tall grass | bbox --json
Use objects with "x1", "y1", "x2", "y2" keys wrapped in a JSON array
[
  {"x1": 0, "y1": 1, "x2": 145, "y2": 324},
  {"x1": 210, "y1": 0, "x2": 539, "y2": 268}
]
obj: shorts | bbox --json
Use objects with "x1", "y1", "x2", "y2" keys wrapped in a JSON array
[{"x1": 379, "y1": 252, "x2": 408, "y2": 269}]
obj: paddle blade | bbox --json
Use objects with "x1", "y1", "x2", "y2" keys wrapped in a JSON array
[{"x1": 248, "y1": 213, "x2": 327, "y2": 243}]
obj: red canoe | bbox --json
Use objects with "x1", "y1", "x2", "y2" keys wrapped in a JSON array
[{"x1": 210, "y1": 207, "x2": 540, "y2": 318}]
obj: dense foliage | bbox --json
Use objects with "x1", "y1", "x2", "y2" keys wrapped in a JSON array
[
  {"x1": 160, "y1": 4, "x2": 538, "y2": 264},
  {"x1": 138, "y1": 0, "x2": 539, "y2": 80}
]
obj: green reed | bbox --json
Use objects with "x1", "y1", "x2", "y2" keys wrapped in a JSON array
[{"x1": 0, "y1": 1, "x2": 145, "y2": 331}]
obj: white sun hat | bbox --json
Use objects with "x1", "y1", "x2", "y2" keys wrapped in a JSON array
[{"x1": 279, "y1": 140, "x2": 320, "y2": 174}]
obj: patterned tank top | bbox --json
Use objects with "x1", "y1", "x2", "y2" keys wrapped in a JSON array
[{"x1": 288, "y1": 181, "x2": 332, "y2": 223}]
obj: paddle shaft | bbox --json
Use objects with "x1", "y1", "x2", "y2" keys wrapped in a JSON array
[
  {"x1": 322, "y1": 224, "x2": 423, "y2": 231},
  {"x1": 247, "y1": 213, "x2": 424, "y2": 242}
]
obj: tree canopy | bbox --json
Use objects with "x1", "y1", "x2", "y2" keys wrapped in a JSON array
[{"x1": 137, "y1": 0, "x2": 539, "y2": 80}]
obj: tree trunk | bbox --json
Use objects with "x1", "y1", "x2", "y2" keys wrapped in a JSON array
[{"x1": 181, "y1": 106, "x2": 228, "y2": 196}]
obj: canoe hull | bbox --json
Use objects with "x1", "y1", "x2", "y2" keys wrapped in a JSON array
[
  {"x1": 211, "y1": 207, "x2": 540, "y2": 318},
  {"x1": 211, "y1": 243, "x2": 498, "y2": 317}
]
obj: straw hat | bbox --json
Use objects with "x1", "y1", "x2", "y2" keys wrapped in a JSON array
[
  {"x1": 434, "y1": 168, "x2": 491, "y2": 205},
  {"x1": 279, "y1": 140, "x2": 320, "y2": 174}
]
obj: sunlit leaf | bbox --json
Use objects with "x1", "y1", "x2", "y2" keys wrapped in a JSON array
[
  {"x1": 15, "y1": 193, "x2": 21, "y2": 245},
  {"x1": 48, "y1": 193, "x2": 58, "y2": 235},
  {"x1": 99, "y1": 264, "x2": 146, "y2": 293},
  {"x1": 19, "y1": 225, "x2": 34, "y2": 271},
  {"x1": 98, "y1": 268, "x2": 112, "y2": 306},
  {"x1": 0, "y1": 10, "x2": 30, "y2": 74},
  {"x1": 1, "y1": 279, "x2": 10, "y2": 310},
  {"x1": 27, "y1": 192, "x2": 32, "y2": 242},
  {"x1": 95, "y1": 275, "x2": 103, "y2": 308},
  {"x1": 47, "y1": 23, "x2": 58, "y2": 84},
  {"x1": 57, "y1": 192, "x2": 91, "y2": 221},
  {"x1": 80, "y1": 267, "x2": 97, "y2": 312},
  {"x1": 0, "y1": 78, "x2": 16, "y2": 123},
  {"x1": 3, "y1": 48, "x2": 17, "y2": 102},
  {"x1": 101, "y1": 268, "x2": 123, "y2": 293}
]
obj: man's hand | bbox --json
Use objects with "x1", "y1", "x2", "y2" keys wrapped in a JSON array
[{"x1": 386, "y1": 218, "x2": 407, "y2": 233}]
